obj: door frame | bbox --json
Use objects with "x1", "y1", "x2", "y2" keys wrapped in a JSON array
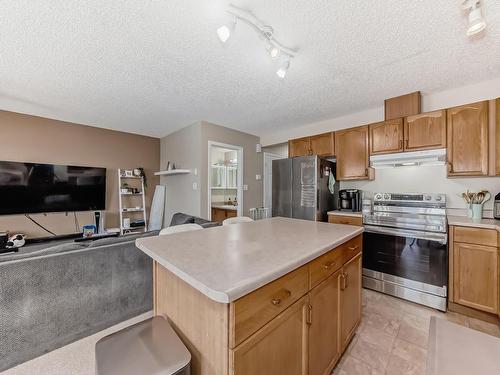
[
  {"x1": 263, "y1": 152, "x2": 286, "y2": 209},
  {"x1": 208, "y1": 141, "x2": 244, "y2": 220}
]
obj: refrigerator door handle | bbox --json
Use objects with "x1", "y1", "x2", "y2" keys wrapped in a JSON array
[{"x1": 317, "y1": 188, "x2": 320, "y2": 210}]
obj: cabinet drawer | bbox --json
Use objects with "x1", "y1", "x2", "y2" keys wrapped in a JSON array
[
  {"x1": 454, "y1": 226, "x2": 497, "y2": 247},
  {"x1": 328, "y1": 215, "x2": 363, "y2": 226},
  {"x1": 309, "y1": 235, "x2": 362, "y2": 288},
  {"x1": 229, "y1": 265, "x2": 308, "y2": 348}
]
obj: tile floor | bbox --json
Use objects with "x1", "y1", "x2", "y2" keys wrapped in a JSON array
[
  {"x1": 2, "y1": 290, "x2": 500, "y2": 375},
  {"x1": 332, "y1": 289, "x2": 500, "y2": 375}
]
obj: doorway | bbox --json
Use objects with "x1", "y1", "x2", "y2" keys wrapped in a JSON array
[
  {"x1": 208, "y1": 141, "x2": 243, "y2": 221},
  {"x1": 263, "y1": 152, "x2": 286, "y2": 212}
]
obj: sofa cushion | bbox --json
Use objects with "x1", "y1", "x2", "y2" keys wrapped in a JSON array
[{"x1": 170, "y1": 213, "x2": 196, "y2": 227}]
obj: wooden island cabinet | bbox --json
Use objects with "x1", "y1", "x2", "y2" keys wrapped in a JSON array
[{"x1": 141, "y1": 225, "x2": 363, "y2": 375}]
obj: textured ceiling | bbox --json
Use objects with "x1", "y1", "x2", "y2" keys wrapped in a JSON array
[{"x1": 1, "y1": 0, "x2": 499, "y2": 138}]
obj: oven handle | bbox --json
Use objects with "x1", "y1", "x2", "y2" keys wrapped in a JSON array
[{"x1": 363, "y1": 225, "x2": 448, "y2": 245}]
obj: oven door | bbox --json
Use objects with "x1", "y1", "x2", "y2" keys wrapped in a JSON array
[{"x1": 363, "y1": 225, "x2": 448, "y2": 292}]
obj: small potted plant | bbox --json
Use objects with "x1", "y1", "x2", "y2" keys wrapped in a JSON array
[{"x1": 135, "y1": 167, "x2": 147, "y2": 188}]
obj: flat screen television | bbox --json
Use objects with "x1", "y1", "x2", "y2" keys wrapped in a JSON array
[{"x1": 0, "y1": 161, "x2": 106, "y2": 215}]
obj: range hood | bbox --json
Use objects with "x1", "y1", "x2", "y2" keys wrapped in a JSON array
[{"x1": 370, "y1": 148, "x2": 446, "y2": 169}]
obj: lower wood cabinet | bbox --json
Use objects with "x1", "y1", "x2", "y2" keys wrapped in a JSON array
[
  {"x1": 449, "y1": 226, "x2": 499, "y2": 317},
  {"x1": 453, "y1": 242, "x2": 498, "y2": 314},
  {"x1": 212, "y1": 207, "x2": 237, "y2": 223},
  {"x1": 340, "y1": 253, "x2": 362, "y2": 349},
  {"x1": 230, "y1": 236, "x2": 363, "y2": 375},
  {"x1": 308, "y1": 270, "x2": 341, "y2": 375},
  {"x1": 231, "y1": 296, "x2": 308, "y2": 375}
]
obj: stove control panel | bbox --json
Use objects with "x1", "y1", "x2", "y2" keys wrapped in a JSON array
[{"x1": 373, "y1": 192, "x2": 446, "y2": 204}]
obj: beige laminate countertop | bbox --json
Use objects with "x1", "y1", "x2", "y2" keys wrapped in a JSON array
[
  {"x1": 136, "y1": 217, "x2": 363, "y2": 303},
  {"x1": 447, "y1": 215, "x2": 500, "y2": 231},
  {"x1": 327, "y1": 211, "x2": 363, "y2": 218}
]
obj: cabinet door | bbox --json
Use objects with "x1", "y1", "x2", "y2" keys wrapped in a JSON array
[
  {"x1": 231, "y1": 296, "x2": 308, "y2": 375},
  {"x1": 369, "y1": 119, "x2": 403, "y2": 155},
  {"x1": 335, "y1": 126, "x2": 371, "y2": 180},
  {"x1": 496, "y1": 98, "x2": 500, "y2": 176},
  {"x1": 308, "y1": 271, "x2": 341, "y2": 375},
  {"x1": 340, "y1": 253, "x2": 362, "y2": 350},
  {"x1": 453, "y1": 242, "x2": 498, "y2": 314},
  {"x1": 447, "y1": 101, "x2": 489, "y2": 176},
  {"x1": 310, "y1": 132, "x2": 335, "y2": 157},
  {"x1": 404, "y1": 110, "x2": 447, "y2": 151},
  {"x1": 289, "y1": 137, "x2": 311, "y2": 157}
]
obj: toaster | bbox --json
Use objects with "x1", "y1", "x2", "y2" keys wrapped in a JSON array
[{"x1": 495, "y1": 193, "x2": 500, "y2": 220}]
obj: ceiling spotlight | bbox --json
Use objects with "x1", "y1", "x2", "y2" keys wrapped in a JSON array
[
  {"x1": 276, "y1": 57, "x2": 290, "y2": 79},
  {"x1": 266, "y1": 41, "x2": 281, "y2": 59},
  {"x1": 216, "y1": 5, "x2": 297, "y2": 79},
  {"x1": 217, "y1": 19, "x2": 236, "y2": 43},
  {"x1": 462, "y1": 0, "x2": 486, "y2": 37}
]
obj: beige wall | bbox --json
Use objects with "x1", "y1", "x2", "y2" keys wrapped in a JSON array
[
  {"x1": 160, "y1": 121, "x2": 263, "y2": 223},
  {"x1": 160, "y1": 122, "x2": 202, "y2": 226},
  {"x1": 200, "y1": 121, "x2": 262, "y2": 219},
  {"x1": 0, "y1": 110, "x2": 160, "y2": 238}
]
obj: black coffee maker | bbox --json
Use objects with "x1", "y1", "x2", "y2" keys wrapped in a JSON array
[
  {"x1": 338, "y1": 189, "x2": 362, "y2": 212},
  {"x1": 0, "y1": 232, "x2": 9, "y2": 254}
]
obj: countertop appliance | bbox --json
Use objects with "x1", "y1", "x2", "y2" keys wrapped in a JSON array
[
  {"x1": 272, "y1": 156, "x2": 338, "y2": 221},
  {"x1": 339, "y1": 189, "x2": 362, "y2": 212},
  {"x1": 362, "y1": 192, "x2": 448, "y2": 311},
  {"x1": 495, "y1": 193, "x2": 500, "y2": 219}
]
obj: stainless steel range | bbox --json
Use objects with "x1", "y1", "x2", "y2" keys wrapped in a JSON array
[{"x1": 362, "y1": 192, "x2": 448, "y2": 311}]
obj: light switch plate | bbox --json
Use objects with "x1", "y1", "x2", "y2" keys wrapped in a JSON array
[
  {"x1": 192, "y1": 182, "x2": 198, "y2": 190},
  {"x1": 243, "y1": 184, "x2": 248, "y2": 191},
  {"x1": 255, "y1": 174, "x2": 262, "y2": 180}
]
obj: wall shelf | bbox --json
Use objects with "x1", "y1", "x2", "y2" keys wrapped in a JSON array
[{"x1": 154, "y1": 169, "x2": 191, "y2": 176}]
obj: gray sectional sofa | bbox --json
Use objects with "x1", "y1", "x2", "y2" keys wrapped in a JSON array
[{"x1": 0, "y1": 232, "x2": 156, "y2": 371}]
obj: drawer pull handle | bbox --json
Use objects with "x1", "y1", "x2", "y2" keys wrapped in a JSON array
[
  {"x1": 323, "y1": 261, "x2": 337, "y2": 270},
  {"x1": 271, "y1": 289, "x2": 291, "y2": 306},
  {"x1": 348, "y1": 245, "x2": 359, "y2": 251},
  {"x1": 340, "y1": 221, "x2": 349, "y2": 224}
]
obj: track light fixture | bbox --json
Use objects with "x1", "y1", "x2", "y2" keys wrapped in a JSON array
[
  {"x1": 216, "y1": 5, "x2": 296, "y2": 79},
  {"x1": 462, "y1": 0, "x2": 487, "y2": 37}
]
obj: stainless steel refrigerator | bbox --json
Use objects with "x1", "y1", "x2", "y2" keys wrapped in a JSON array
[{"x1": 272, "y1": 156, "x2": 338, "y2": 221}]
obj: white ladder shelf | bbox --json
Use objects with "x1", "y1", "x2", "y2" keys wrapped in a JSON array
[{"x1": 118, "y1": 169, "x2": 147, "y2": 235}]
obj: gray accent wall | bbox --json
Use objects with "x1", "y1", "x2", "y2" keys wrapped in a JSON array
[{"x1": 160, "y1": 121, "x2": 263, "y2": 224}]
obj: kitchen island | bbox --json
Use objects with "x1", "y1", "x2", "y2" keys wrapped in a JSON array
[{"x1": 136, "y1": 217, "x2": 363, "y2": 375}]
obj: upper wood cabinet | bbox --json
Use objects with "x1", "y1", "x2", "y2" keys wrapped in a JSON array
[
  {"x1": 289, "y1": 137, "x2": 312, "y2": 158},
  {"x1": 335, "y1": 126, "x2": 372, "y2": 180},
  {"x1": 404, "y1": 110, "x2": 447, "y2": 151},
  {"x1": 369, "y1": 118, "x2": 404, "y2": 155},
  {"x1": 340, "y1": 253, "x2": 362, "y2": 350},
  {"x1": 496, "y1": 98, "x2": 500, "y2": 176},
  {"x1": 310, "y1": 132, "x2": 335, "y2": 157},
  {"x1": 308, "y1": 270, "x2": 341, "y2": 375},
  {"x1": 288, "y1": 132, "x2": 335, "y2": 157},
  {"x1": 447, "y1": 101, "x2": 489, "y2": 177}
]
